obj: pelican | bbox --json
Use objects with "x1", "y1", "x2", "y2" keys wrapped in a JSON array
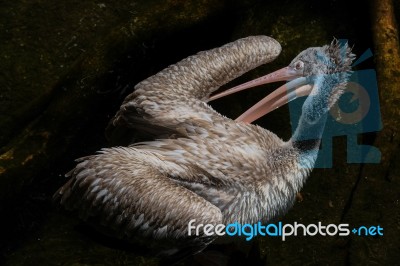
[{"x1": 54, "y1": 36, "x2": 354, "y2": 259}]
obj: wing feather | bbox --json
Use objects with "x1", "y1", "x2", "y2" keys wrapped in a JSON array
[
  {"x1": 106, "y1": 36, "x2": 281, "y2": 140},
  {"x1": 54, "y1": 147, "x2": 223, "y2": 254}
]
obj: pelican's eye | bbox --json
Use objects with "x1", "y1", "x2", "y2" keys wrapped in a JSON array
[{"x1": 294, "y1": 60, "x2": 304, "y2": 71}]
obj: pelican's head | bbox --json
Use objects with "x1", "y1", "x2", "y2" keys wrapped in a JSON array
[
  {"x1": 289, "y1": 39, "x2": 354, "y2": 77},
  {"x1": 285, "y1": 40, "x2": 355, "y2": 123},
  {"x1": 209, "y1": 39, "x2": 355, "y2": 124}
]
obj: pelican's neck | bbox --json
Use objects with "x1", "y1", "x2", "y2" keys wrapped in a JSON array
[
  {"x1": 288, "y1": 112, "x2": 327, "y2": 170},
  {"x1": 291, "y1": 110, "x2": 327, "y2": 148},
  {"x1": 289, "y1": 76, "x2": 333, "y2": 167}
]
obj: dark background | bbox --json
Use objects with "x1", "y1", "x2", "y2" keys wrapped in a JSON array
[{"x1": 0, "y1": 0, "x2": 399, "y2": 265}]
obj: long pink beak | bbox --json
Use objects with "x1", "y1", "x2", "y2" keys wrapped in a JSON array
[
  {"x1": 208, "y1": 66, "x2": 313, "y2": 124},
  {"x1": 235, "y1": 77, "x2": 312, "y2": 123},
  {"x1": 208, "y1": 66, "x2": 299, "y2": 101}
]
